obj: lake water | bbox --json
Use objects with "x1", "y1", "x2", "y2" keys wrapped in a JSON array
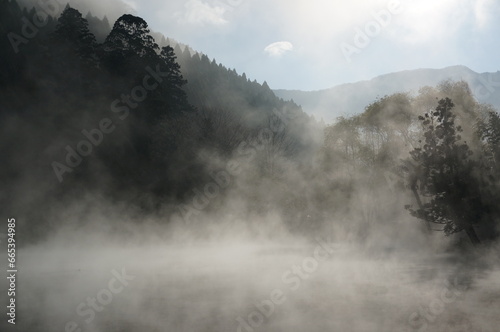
[{"x1": 1, "y1": 241, "x2": 499, "y2": 332}]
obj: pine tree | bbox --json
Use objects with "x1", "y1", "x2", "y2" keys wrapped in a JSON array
[
  {"x1": 85, "y1": 11, "x2": 111, "y2": 42},
  {"x1": 158, "y1": 45, "x2": 190, "y2": 112},
  {"x1": 53, "y1": 6, "x2": 97, "y2": 62},
  {"x1": 173, "y1": 43, "x2": 183, "y2": 57}
]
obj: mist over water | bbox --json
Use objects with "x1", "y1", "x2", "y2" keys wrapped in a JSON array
[
  {"x1": 1, "y1": 208, "x2": 499, "y2": 332},
  {"x1": 2, "y1": 1, "x2": 500, "y2": 332}
]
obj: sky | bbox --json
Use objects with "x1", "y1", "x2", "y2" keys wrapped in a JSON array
[{"x1": 77, "y1": 0, "x2": 500, "y2": 91}]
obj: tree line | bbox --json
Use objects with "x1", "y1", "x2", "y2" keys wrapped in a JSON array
[
  {"x1": 0, "y1": 0, "x2": 315, "y2": 241},
  {"x1": 321, "y1": 81, "x2": 500, "y2": 246},
  {"x1": 1, "y1": 0, "x2": 498, "y2": 249}
]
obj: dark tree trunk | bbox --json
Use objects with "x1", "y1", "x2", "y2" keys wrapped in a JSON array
[
  {"x1": 465, "y1": 226, "x2": 481, "y2": 246},
  {"x1": 412, "y1": 187, "x2": 432, "y2": 233}
]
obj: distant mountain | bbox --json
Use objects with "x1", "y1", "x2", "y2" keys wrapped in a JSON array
[{"x1": 274, "y1": 65, "x2": 500, "y2": 123}]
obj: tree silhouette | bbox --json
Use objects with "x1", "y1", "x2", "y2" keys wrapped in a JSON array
[
  {"x1": 103, "y1": 14, "x2": 158, "y2": 73},
  {"x1": 105, "y1": 14, "x2": 158, "y2": 56},
  {"x1": 159, "y1": 46, "x2": 188, "y2": 107},
  {"x1": 54, "y1": 6, "x2": 97, "y2": 63},
  {"x1": 406, "y1": 98, "x2": 482, "y2": 245}
]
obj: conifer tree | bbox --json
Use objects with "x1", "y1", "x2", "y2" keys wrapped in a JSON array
[{"x1": 54, "y1": 6, "x2": 97, "y2": 61}]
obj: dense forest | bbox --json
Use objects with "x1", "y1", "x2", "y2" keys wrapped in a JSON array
[
  {"x1": 2, "y1": 0, "x2": 500, "y2": 251},
  {"x1": 4, "y1": 2, "x2": 500, "y2": 332},
  {"x1": 0, "y1": 0, "x2": 319, "y2": 240}
]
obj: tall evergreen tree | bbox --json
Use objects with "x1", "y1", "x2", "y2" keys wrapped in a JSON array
[
  {"x1": 143, "y1": 46, "x2": 191, "y2": 124},
  {"x1": 159, "y1": 45, "x2": 189, "y2": 108},
  {"x1": 53, "y1": 6, "x2": 97, "y2": 62}
]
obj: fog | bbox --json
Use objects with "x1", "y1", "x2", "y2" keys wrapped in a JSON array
[
  {"x1": 2, "y1": 1, "x2": 500, "y2": 332},
  {"x1": 18, "y1": 0, "x2": 135, "y2": 21},
  {"x1": 2, "y1": 240, "x2": 500, "y2": 332},
  {"x1": 1, "y1": 183, "x2": 500, "y2": 332}
]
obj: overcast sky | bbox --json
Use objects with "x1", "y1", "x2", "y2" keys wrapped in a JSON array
[{"x1": 83, "y1": 0, "x2": 500, "y2": 91}]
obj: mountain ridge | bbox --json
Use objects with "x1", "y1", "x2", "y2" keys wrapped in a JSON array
[{"x1": 274, "y1": 65, "x2": 500, "y2": 123}]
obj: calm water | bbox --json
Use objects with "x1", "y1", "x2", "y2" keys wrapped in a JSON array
[{"x1": 1, "y1": 242, "x2": 499, "y2": 332}]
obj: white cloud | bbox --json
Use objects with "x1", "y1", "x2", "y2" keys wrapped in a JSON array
[
  {"x1": 264, "y1": 41, "x2": 294, "y2": 57},
  {"x1": 176, "y1": 0, "x2": 228, "y2": 26}
]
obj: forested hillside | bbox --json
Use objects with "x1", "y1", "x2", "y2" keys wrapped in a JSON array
[
  {"x1": 2, "y1": 0, "x2": 500, "y2": 250},
  {"x1": 0, "y1": 0, "x2": 317, "y2": 241},
  {"x1": 3, "y1": 2, "x2": 500, "y2": 331}
]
